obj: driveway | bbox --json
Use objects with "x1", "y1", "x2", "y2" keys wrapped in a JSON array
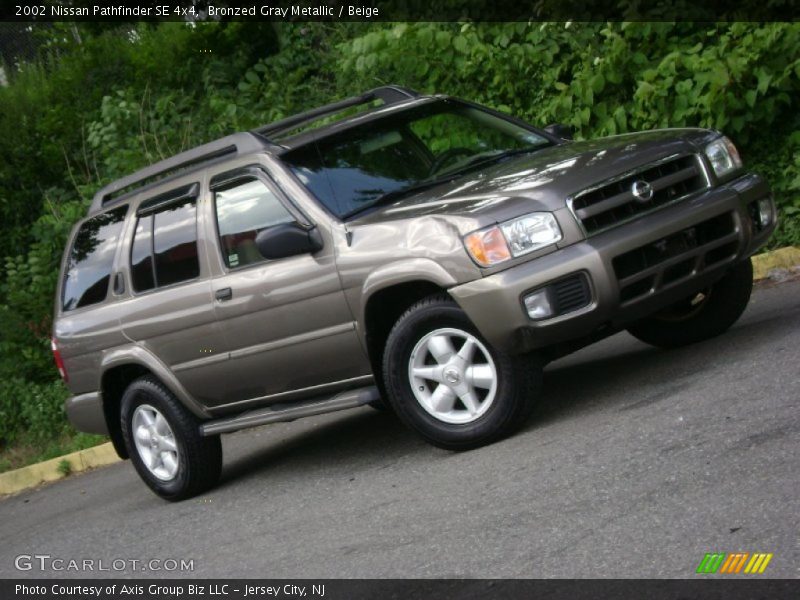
[{"x1": 1, "y1": 279, "x2": 798, "y2": 579}]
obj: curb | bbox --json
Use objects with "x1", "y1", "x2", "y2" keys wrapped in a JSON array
[
  {"x1": 0, "y1": 442, "x2": 121, "y2": 496},
  {"x1": 751, "y1": 246, "x2": 800, "y2": 280}
]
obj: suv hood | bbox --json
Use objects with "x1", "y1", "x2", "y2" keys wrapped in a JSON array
[{"x1": 349, "y1": 128, "x2": 719, "y2": 229}]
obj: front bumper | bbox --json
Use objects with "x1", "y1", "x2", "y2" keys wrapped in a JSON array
[
  {"x1": 65, "y1": 392, "x2": 108, "y2": 435},
  {"x1": 449, "y1": 173, "x2": 775, "y2": 354}
]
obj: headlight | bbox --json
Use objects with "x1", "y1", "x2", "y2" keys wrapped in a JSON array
[
  {"x1": 705, "y1": 136, "x2": 742, "y2": 178},
  {"x1": 464, "y1": 212, "x2": 562, "y2": 267}
]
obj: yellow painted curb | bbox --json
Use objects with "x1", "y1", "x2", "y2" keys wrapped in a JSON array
[
  {"x1": 0, "y1": 442, "x2": 121, "y2": 496},
  {"x1": 751, "y1": 246, "x2": 800, "y2": 280}
]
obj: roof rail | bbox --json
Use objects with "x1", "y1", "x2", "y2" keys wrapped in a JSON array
[
  {"x1": 254, "y1": 85, "x2": 420, "y2": 138},
  {"x1": 88, "y1": 132, "x2": 272, "y2": 214}
]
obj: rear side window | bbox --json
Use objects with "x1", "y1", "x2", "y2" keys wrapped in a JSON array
[
  {"x1": 130, "y1": 215, "x2": 154, "y2": 291},
  {"x1": 130, "y1": 199, "x2": 200, "y2": 292},
  {"x1": 62, "y1": 206, "x2": 127, "y2": 311}
]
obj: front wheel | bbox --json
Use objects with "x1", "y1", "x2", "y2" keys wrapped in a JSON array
[
  {"x1": 121, "y1": 376, "x2": 222, "y2": 501},
  {"x1": 627, "y1": 258, "x2": 754, "y2": 349},
  {"x1": 382, "y1": 295, "x2": 541, "y2": 450}
]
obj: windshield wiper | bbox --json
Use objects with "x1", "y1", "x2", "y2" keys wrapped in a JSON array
[
  {"x1": 342, "y1": 179, "x2": 447, "y2": 220},
  {"x1": 452, "y1": 145, "x2": 548, "y2": 173}
]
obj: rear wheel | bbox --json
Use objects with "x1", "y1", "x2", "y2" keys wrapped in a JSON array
[
  {"x1": 121, "y1": 376, "x2": 222, "y2": 501},
  {"x1": 627, "y1": 258, "x2": 754, "y2": 349},
  {"x1": 382, "y1": 295, "x2": 541, "y2": 450}
]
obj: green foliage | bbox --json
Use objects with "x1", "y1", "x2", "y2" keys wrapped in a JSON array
[
  {"x1": 1, "y1": 188, "x2": 85, "y2": 384},
  {"x1": 57, "y1": 458, "x2": 72, "y2": 476},
  {"x1": 336, "y1": 21, "x2": 800, "y2": 239},
  {"x1": 0, "y1": 378, "x2": 69, "y2": 446},
  {"x1": 19, "y1": 379, "x2": 71, "y2": 441},
  {"x1": 0, "y1": 379, "x2": 26, "y2": 445},
  {"x1": 207, "y1": 24, "x2": 342, "y2": 135},
  {"x1": 0, "y1": 431, "x2": 106, "y2": 474},
  {"x1": 745, "y1": 127, "x2": 800, "y2": 246},
  {"x1": 0, "y1": 20, "x2": 798, "y2": 451}
]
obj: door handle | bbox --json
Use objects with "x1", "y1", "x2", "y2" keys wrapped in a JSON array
[{"x1": 215, "y1": 287, "x2": 233, "y2": 301}]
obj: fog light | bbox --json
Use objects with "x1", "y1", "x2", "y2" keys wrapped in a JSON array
[
  {"x1": 523, "y1": 289, "x2": 554, "y2": 320},
  {"x1": 757, "y1": 197, "x2": 773, "y2": 228}
]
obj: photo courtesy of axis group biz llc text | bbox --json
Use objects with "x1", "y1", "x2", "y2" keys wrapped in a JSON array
[{"x1": 15, "y1": 583, "x2": 327, "y2": 597}]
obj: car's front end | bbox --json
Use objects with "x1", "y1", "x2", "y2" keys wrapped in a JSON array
[
  {"x1": 278, "y1": 94, "x2": 776, "y2": 358},
  {"x1": 274, "y1": 91, "x2": 777, "y2": 448},
  {"x1": 446, "y1": 130, "x2": 776, "y2": 354}
]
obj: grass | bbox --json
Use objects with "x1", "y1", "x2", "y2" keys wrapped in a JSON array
[
  {"x1": 57, "y1": 458, "x2": 72, "y2": 476},
  {"x1": 0, "y1": 431, "x2": 107, "y2": 474}
]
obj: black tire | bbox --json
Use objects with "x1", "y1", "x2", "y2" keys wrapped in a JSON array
[
  {"x1": 382, "y1": 294, "x2": 541, "y2": 450},
  {"x1": 627, "y1": 258, "x2": 754, "y2": 349},
  {"x1": 121, "y1": 375, "x2": 222, "y2": 501}
]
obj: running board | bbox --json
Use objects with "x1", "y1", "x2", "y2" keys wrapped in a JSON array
[{"x1": 200, "y1": 386, "x2": 379, "y2": 436}]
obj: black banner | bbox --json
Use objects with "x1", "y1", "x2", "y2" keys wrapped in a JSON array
[
  {"x1": 1, "y1": 0, "x2": 799, "y2": 23},
  {"x1": 2, "y1": 579, "x2": 800, "y2": 600}
]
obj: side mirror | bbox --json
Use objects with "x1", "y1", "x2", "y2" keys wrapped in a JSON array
[
  {"x1": 544, "y1": 123, "x2": 575, "y2": 141},
  {"x1": 255, "y1": 223, "x2": 323, "y2": 260}
]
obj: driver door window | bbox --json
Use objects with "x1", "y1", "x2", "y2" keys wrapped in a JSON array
[{"x1": 214, "y1": 178, "x2": 295, "y2": 269}]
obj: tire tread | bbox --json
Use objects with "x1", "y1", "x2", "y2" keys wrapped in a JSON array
[
  {"x1": 627, "y1": 258, "x2": 754, "y2": 349},
  {"x1": 382, "y1": 294, "x2": 540, "y2": 450}
]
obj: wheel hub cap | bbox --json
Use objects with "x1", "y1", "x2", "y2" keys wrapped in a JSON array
[
  {"x1": 444, "y1": 368, "x2": 461, "y2": 384},
  {"x1": 132, "y1": 404, "x2": 180, "y2": 482},
  {"x1": 408, "y1": 328, "x2": 498, "y2": 425}
]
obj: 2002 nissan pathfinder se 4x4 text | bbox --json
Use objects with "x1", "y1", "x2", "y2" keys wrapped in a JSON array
[{"x1": 53, "y1": 86, "x2": 776, "y2": 500}]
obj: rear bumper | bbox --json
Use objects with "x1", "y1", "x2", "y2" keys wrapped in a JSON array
[
  {"x1": 65, "y1": 392, "x2": 108, "y2": 435},
  {"x1": 450, "y1": 173, "x2": 775, "y2": 353}
]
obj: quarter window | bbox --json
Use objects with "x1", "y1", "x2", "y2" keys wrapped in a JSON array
[
  {"x1": 62, "y1": 206, "x2": 127, "y2": 311},
  {"x1": 130, "y1": 198, "x2": 200, "y2": 292},
  {"x1": 214, "y1": 178, "x2": 295, "y2": 268},
  {"x1": 130, "y1": 215, "x2": 154, "y2": 292}
]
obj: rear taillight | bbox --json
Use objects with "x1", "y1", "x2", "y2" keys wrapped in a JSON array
[{"x1": 51, "y1": 337, "x2": 68, "y2": 382}]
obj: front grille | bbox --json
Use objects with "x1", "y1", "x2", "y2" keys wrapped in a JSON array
[
  {"x1": 570, "y1": 154, "x2": 708, "y2": 235},
  {"x1": 551, "y1": 274, "x2": 592, "y2": 315},
  {"x1": 613, "y1": 212, "x2": 739, "y2": 304}
]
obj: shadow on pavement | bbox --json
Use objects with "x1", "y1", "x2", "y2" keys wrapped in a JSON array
[
  {"x1": 535, "y1": 300, "x2": 800, "y2": 427},
  {"x1": 218, "y1": 297, "x2": 800, "y2": 489},
  {"x1": 218, "y1": 408, "x2": 423, "y2": 488}
]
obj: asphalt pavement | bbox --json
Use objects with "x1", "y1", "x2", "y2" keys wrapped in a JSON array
[{"x1": 1, "y1": 279, "x2": 798, "y2": 579}]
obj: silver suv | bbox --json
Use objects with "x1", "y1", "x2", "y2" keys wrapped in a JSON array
[{"x1": 53, "y1": 87, "x2": 776, "y2": 500}]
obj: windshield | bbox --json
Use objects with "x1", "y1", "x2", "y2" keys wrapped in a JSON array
[{"x1": 282, "y1": 100, "x2": 551, "y2": 219}]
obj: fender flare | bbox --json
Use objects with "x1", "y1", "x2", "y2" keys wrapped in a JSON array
[
  {"x1": 100, "y1": 344, "x2": 211, "y2": 419},
  {"x1": 357, "y1": 258, "x2": 458, "y2": 330}
]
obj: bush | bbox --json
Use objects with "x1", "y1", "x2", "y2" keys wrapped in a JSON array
[
  {"x1": 0, "y1": 379, "x2": 27, "y2": 446},
  {"x1": 0, "y1": 378, "x2": 69, "y2": 447},
  {"x1": 335, "y1": 22, "x2": 800, "y2": 235}
]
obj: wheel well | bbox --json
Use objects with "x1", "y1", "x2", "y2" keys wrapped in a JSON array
[
  {"x1": 100, "y1": 364, "x2": 150, "y2": 459},
  {"x1": 363, "y1": 281, "x2": 445, "y2": 390}
]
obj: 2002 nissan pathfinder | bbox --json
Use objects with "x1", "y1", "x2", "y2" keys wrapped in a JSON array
[{"x1": 53, "y1": 86, "x2": 776, "y2": 499}]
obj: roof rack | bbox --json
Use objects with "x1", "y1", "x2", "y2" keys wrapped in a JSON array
[
  {"x1": 254, "y1": 85, "x2": 420, "y2": 139},
  {"x1": 88, "y1": 86, "x2": 421, "y2": 215},
  {"x1": 88, "y1": 132, "x2": 272, "y2": 214}
]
